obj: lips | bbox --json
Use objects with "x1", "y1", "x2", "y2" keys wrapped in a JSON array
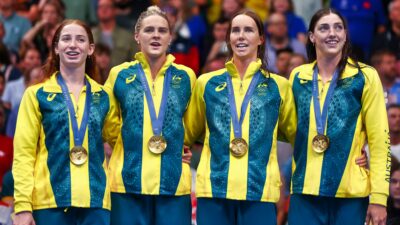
[
  {"x1": 236, "y1": 43, "x2": 248, "y2": 49},
  {"x1": 66, "y1": 51, "x2": 79, "y2": 56},
  {"x1": 150, "y1": 42, "x2": 161, "y2": 47}
]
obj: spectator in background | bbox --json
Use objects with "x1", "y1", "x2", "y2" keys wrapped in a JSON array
[
  {"x1": 1, "y1": 47, "x2": 41, "y2": 110},
  {"x1": 0, "y1": 104, "x2": 12, "y2": 189},
  {"x1": 269, "y1": 0, "x2": 307, "y2": 44},
  {"x1": 201, "y1": 17, "x2": 229, "y2": 70},
  {"x1": 61, "y1": 0, "x2": 96, "y2": 25},
  {"x1": 372, "y1": 1, "x2": 400, "y2": 60},
  {"x1": 265, "y1": 12, "x2": 307, "y2": 74},
  {"x1": 220, "y1": 0, "x2": 243, "y2": 20},
  {"x1": 5, "y1": 66, "x2": 44, "y2": 137},
  {"x1": 114, "y1": 0, "x2": 150, "y2": 30},
  {"x1": 370, "y1": 50, "x2": 400, "y2": 105},
  {"x1": 202, "y1": 52, "x2": 227, "y2": 73},
  {"x1": 165, "y1": 4, "x2": 200, "y2": 74},
  {"x1": 0, "y1": 74, "x2": 4, "y2": 97},
  {"x1": 287, "y1": 53, "x2": 306, "y2": 74},
  {"x1": 0, "y1": 43, "x2": 22, "y2": 83},
  {"x1": 292, "y1": 0, "x2": 322, "y2": 26},
  {"x1": 331, "y1": 0, "x2": 386, "y2": 61},
  {"x1": 388, "y1": 104, "x2": 400, "y2": 162},
  {"x1": 0, "y1": 0, "x2": 31, "y2": 53},
  {"x1": 92, "y1": 0, "x2": 137, "y2": 67},
  {"x1": 275, "y1": 47, "x2": 293, "y2": 78},
  {"x1": 22, "y1": 1, "x2": 63, "y2": 62},
  {"x1": 0, "y1": 170, "x2": 13, "y2": 225},
  {"x1": 94, "y1": 43, "x2": 111, "y2": 84},
  {"x1": 14, "y1": 0, "x2": 40, "y2": 23},
  {"x1": 387, "y1": 160, "x2": 400, "y2": 225}
]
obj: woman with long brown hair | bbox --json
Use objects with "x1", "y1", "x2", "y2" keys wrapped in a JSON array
[{"x1": 13, "y1": 19, "x2": 119, "y2": 225}]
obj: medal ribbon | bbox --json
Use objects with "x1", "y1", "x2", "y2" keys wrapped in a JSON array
[
  {"x1": 57, "y1": 73, "x2": 91, "y2": 147},
  {"x1": 226, "y1": 71, "x2": 261, "y2": 138},
  {"x1": 312, "y1": 66, "x2": 339, "y2": 136},
  {"x1": 137, "y1": 63, "x2": 171, "y2": 136}
]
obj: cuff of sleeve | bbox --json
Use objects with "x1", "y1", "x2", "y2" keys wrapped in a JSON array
[
  {"x1": 370, "y1": 193, "x2": 388, "y2": 206},
  {"x1": 14, "y1": 202, "x2": 33, "y2": 214}
]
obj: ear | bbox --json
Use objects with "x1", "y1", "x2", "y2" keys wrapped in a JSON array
[
  {"x1": 134, "y1": 33, "x2": 139, "y2": 44},
  {"x1": 308, "y1": 31, "x2": 315, "y2": 44},
  {"x1": 55, "y1": 44, "x2": 59, "y2": 55},
  {"x1": 88, "y1": 43, "x2": 95, "y2": 56},
  {"x1": 259, "y1": 35, "x2": 265, "y2": 46}
]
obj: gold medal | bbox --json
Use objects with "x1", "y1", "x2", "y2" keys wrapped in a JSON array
[
  {"x1": 148, "y1": 135, "x2": 167, "y2": 154},
  {"x1": 312, "y1": 134, "x2": 329, "y2": 153},
  {"x1": 230, "y1": 138, "x2": 248, "y2": 157},
  {"x1": 69, "y1": 146, "x2": 88, "y2": 165}
]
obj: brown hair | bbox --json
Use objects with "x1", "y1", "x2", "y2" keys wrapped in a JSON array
[
  {"x1": 226, "y1": 9, "x2": 269, "y2": 74},
  {"x1": 42, "y1": 19, "x2": 98, "y2": 79}
]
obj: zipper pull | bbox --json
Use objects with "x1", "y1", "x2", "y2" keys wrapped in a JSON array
[
  {"x1": 239, "y1": 81, "x2": 244, "y2": 95},
  {"x1": 152, "y1": 82, "x2": 156, "y2": 96}
]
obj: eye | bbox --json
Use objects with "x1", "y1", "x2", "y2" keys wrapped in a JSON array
[
  {"x1": 143, "y1": 27, "x2": 154, "y2": 33},
  {"x1": 158, "y1": 27, "x2": 169, "y2": 34},
  {"x1": 60, "y1": 36, "x2": 71, "y2": 42},
  {"x1": 231, "y1": 27, "x2": 240, "y2": 33},
  {"x1": 334, "y1": 24, "x2": 344, "y2": 31},
  {"x1": 318, "y1": 24, "x2": 329, "y2": 32},
  {"x1": 244, "y1": 27, "x2": 254, "y2": 33}
]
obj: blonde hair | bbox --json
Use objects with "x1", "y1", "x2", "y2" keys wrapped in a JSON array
[{"x1": 134, "y1": 5, "x2": 171, "y2": 34}]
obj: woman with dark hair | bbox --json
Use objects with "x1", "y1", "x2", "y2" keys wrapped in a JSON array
[
  {"x1": 12, "y1": 19, "x2": 120, "y2": 225},
  {"x1": 184, "y1": 9, "x2": 296, "y2": 225},
  {"x1": 288, "y1": 8, "x2": 390, "y2": 225},
  {"x1": 105, "y1": 5, "x2": 196, "y2": 225}
]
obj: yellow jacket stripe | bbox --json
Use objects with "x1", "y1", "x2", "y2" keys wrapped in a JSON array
[
  {"x1": 184, "y1": 59, "x2": 296, "y2": 202},
  {"x1": 289, "y1": 60, "x2": 390, "y2": 206}
]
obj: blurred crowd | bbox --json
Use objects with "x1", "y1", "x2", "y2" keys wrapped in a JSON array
[{"x1": 0, "y1": 0, "x2": 400, "y2": 224}]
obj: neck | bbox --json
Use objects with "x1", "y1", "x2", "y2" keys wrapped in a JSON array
[
  {"x1": 394, "y1": 199, "x2": 400, "y2": 209},
  {"x1": 145, "y1": 54, "x2": 167, "y2": 80},
  {"x1": 271, "y1": 36, "x2": 289, "y2": 49},
  {"x1": 100, "y1": 19, "x2": 116, "y2": 32},
  {"x1": 233, "y1": 55, "x2": 256, "y2": 79},
  {"x1": 391, "y1": 131, "x2": 400, "y2": 145},
  {"x1": 392, "y1": 23, "x2": 400, "y2": 36},
  {"x1": 59, "y1": 64, "x2": 86, "y2": 86},
  {"x1": 381, "y1": 75, "x2": 396, "y2": 89},
  {"x1": 316, "y1": 53, "x2": 341, "y2": 82},
  {"x1": 1, "y1": 9, "x2": 12, "y2": 18}
]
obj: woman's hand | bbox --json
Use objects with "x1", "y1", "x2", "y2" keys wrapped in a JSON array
[
  {"x1": 14, "y1": 211, "x2": 36, "y2": 225},
  {"x1": 182, "y1": 145, "x2": 192, "y2": 164},
  {"x1": 355, "y1": 149, "x2": 368, "y2": 168}
]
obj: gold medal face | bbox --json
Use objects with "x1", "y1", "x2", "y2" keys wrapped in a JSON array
[
  {"x1": 148, "y1": 135, "x2": 167, "y2": 154},
  {"x1": 312, "y1": 134, "x2": 329, "y2": 153},
  {"x1": 69, "y1": 146, "x2": 88, "y2": 166},
  {"x1": 230, "y1": 138, "x2": 248, "y2": 157}
]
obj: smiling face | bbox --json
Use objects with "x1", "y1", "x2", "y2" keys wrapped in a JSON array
[
  {"x1": 55, "y1": 24, "x2": 94, "y2": 70},
  {"x1": 135, "y1": 15, "x2": 171, "y2": 60},
  {"x1": 229, "y1": 14, "x2": 263, "y2": 62},
  {"x1": 309, "y1": 13, "x2": 347, "y2": 59}
]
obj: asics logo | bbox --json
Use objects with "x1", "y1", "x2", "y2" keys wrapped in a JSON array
[
  {"x1": 47, "y1": 93, "x2": 57, "y2": 101},
  {"x1": 172, "y1": 75, "x2": 182, "y2": 82},
  {"x1": 215, "y1": 82, "x2": 227, "y2": 92},
  {"x1": 300, "y1": 79, "x2": 308, "y2": 84},
  {"x1": 257, "y1": 83, "x2": 268, "y2": 88},
  {"x1": 126, "y1": 74, "x2": 137, "y2": 84}
]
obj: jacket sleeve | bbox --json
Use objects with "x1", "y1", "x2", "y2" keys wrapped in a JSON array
[
  {"x1": 361, "y1": 67, "x2": 390, "y2": 206},
  {"x1": 183, "y1": 75, "x2": 206, "y2": 146},
  {"x1": 12, "y1": 87, "x2": 41, "y2": 213}
]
